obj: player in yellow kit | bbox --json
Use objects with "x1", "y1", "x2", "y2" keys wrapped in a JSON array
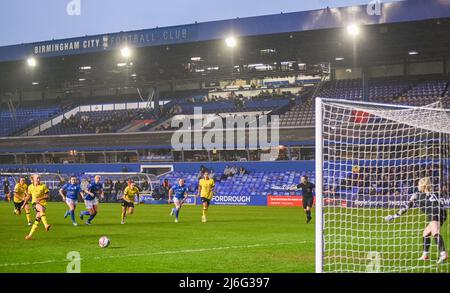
[
  {"x1": 121, "y1": 180, "x2": 140, "y2": 224},
  {"x1": 24, "y1": 174, "x2": 51, "y2": 240},
  {"x1": 198, "y1": 171, "x2": 215, "y2": 222},
  {"x1": 13, "y1": 177, "x2": 33, "y2": 226}
]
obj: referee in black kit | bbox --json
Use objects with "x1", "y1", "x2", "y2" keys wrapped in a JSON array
[{"x1": 297, "y1": 176, "x2": 315, "y2": 223}]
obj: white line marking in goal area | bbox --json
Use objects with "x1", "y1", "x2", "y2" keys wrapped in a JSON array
[{"x1": 0, "y1": 241, "x2": 311, "y2": 268}]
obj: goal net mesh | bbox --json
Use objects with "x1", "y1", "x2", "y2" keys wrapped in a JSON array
[{"x1": 318, "y1": 99, "x2": 450, "y2": 273}]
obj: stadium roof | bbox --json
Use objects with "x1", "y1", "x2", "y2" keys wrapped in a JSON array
[{"x1": 1, "y1": 0, "x2": 449, "y2": 63}]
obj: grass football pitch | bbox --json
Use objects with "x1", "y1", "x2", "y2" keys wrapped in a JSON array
[{"x1": 0, "y1": 202, "x2": 314, "y2": 273}]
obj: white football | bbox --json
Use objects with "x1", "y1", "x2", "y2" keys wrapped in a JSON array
[{"x1": 99, "y1": 236, "x2": 110, "y2": 248}]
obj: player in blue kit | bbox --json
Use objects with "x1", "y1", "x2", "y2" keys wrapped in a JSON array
[
  {"x1": 59, "y1": 176, "x2": 83, "y2": 226},
  {"x1": 80, "y1": 175, "x2": 104, "y2": 225},
  {"x1": 168, "y1": 178, "x2": 189, "y2": 223}
]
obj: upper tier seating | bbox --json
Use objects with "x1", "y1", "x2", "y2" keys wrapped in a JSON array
[
  {"x1": 0, "y1": 105, "x2": 62, "y2": 137},
  {"x1": 39, "y1": 108, "x2": 156, "y2": 135}
]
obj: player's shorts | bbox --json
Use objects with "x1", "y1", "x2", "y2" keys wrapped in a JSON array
[
  {"x1": 201, "y1": 197, "x2": 211, "y2": 204},
  {"x1": 428, "y1": 209, "x2": 447, "y2": 226},
  {"x1": 303, "y1": 196, "x2": 314, "y2": 209},
  {"x1": 14, "y1": 200, "x2": 24, "y2": 210},
  {"x1": 32, "y1": 202, "x2": 46, "y2": 211},
  {"x1": 65, "y1": 198, "x2": 78, "y2": 206},
  {"x1": 122, "y1": 200, "x2": 134, "y2": 208},
  {"x1": 173, "y1": 197, "x2": 184, "y2": 205},
  {"x1": 84, "y1": 198, "x2": 99, "y2": 209}
]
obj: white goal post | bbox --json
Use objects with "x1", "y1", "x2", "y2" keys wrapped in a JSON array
[{"x1": 315, "y1": 98, "x2": 450, "y2": 273}]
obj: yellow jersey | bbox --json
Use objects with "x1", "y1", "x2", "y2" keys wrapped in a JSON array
[
  {"x1": 123, "y1": 186, "x2": 139, "y2": 202},
  {"x1": 27, "y1": 183, "x2": 49, "y2": 206},
  {"x1": 14, "y1": 183, "x2": 28, "y2": 203},
  {"x1": 199, "y1": 178, "x2": 215, "y2": 199}
]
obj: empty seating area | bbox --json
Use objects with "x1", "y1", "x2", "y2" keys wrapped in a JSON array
[
  {"x1": 39, "y1": 108, "x2": 156, "y2": 135},
  {"x1": 177, "y1": 97, "x2": 291, "y2": 114},
  {"x1": 2, "y1": 75, "x2": 449, "y2": 137},
  {"x1": 279, "y1": 96, "x2": 315, "y2": 127},
  {"x1": 160, "y1": 170, "x2": 315, "y2": 196},
  {"x1": 319, "y1": 79, "x2": 363, "y2": 100},
  {"x1": 318, "y1": 78, "x2": 412, "y2": 101},
  {"x1": 278, "y1": 75, "x2": 450, "y2": 127},
  {"x1": 0, "y1": 105, "x2": 62, "y2": 137}
]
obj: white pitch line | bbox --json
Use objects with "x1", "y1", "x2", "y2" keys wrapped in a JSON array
[{"x1": 0, "y1": 240, "x2": 312, "y2": 268}]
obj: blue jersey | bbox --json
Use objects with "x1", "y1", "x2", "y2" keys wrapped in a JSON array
[
  {"x1": 172, "y1": 184, "x2": 188, "y2": 199},
  {"x1": 62, "y1": 183, "x2": 82, "y2": 200},
  {"x1": 85, "y1": 182, "x2": 103, "y2": 200}
]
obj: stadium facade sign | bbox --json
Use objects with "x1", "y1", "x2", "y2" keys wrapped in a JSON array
[
  {"x1": 1, "y1": 0, "x2": 449, "y2": 62},
  {"x1": 107, "y1": 28, "x2": 189, "y2": 48},
  {"x1": 31, "y1": 27, "x2": 192, "y2": 58},
  {"x1": 34, "y1": 38, "x2": 99, "y2": 55}
]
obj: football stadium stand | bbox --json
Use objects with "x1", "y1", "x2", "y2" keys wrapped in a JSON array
[{"x1": 0, "y1": 104, "x2": 62, "y2": 137}]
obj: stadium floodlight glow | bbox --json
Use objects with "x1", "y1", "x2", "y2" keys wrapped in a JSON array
[
  {"x1": 346, "y1": 24, "x2": 360, "y2": 37},
  {"x1": 78, "y1": 78, "x2": 86, "y2": 81},
  {"x1": 191, "y1": 57, "x2": 202, "y2": 61},
  {"x1": 408, "y1": 50, "x2": 419, "y2": 56},
  {"x1": 131, "y1": 73, "x2": 137, "y2": 77},
  {"x1": 27, "y1": 57, "x2": 37, "y2": 67},
  {"x1": 79, "y1": 66, "x2": 91, "y2": 70},
  {"x1": 31, "y1": 82, "x2": 39, "y2": 85},
  {"x1": 335, "y1": 57, "x2": 345, "y2": 61},
  {"x1": 225, "y1": 36, "x2": 237, "y2": 48},
  {"x1": 117, "y1": 62, "x2": 127, "y2": 67},
  {"x1": 120, "y1": 46, "x2": 131, "y2": 58}
]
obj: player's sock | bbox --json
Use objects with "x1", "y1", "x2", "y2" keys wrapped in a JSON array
[
  {"x1": 175, "y1": 208, "x2": 180, "y2": 219},
  {"x1": 306, "y1": 210, "x2": 311, "y2": 219},
  {"x1": 81, "y1": 211, "x2": 90, "y2": 216},
  {"x1": 87, "y1": 212, "x2": 97, "y2": 223},
  {"x1": 202, "y1": 208, "x2": 207, "y2": 217},
  {"x1": 29, "y1": 218, "x2": 40, "y2": 236},
  {"x1": 70, "y1": 210, "x2": 76, "y2": 223},
  {"x1": 434, "y1": 234, "x2": 446, "y2": 253},
  {"x1": 423, "y1": 236, "x2": 431, "y2": 253},
  {"x1": 121, "y1": 211, "x2": 126, "y2": 221},
  {"x1": 26, "y1": 212, "x2": 32, "y2": 223},
  {"x1": 14, "y1": 209, "x2": 19, "y2": 215},
  {"x1": 41, "y1": 213, "x2": 49, "y2": 227}
]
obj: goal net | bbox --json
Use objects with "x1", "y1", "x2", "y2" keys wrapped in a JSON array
[{"x1": 315, "y1": 98, "x2": 450, "y2": 273}]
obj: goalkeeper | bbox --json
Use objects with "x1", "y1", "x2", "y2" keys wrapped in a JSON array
[{"x1": 385, "y1": 177, "x2": 447, "y2": 264}]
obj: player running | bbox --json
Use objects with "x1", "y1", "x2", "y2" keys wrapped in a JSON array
[
  {"x1": 169, "y1": 178, "x2": 188, "y2": 223},
  {"x1": 385, "y1": 177, "x2": 448, "y2": 264},
  {"x1": 80, "y1": 175, "x2": 104, "y2": 225},
  {"x1": 13, "y1": 177, "x2": 33, "y2": 226},
  {"x1": 198, "y1": 171, "x2": 215, "y2": 223},
  {"x1": 121, "y1": 179, "x2": 140, "y2": 224},
  {"x1": 297, "y1": 176, "x2": 315, "y2": 224},
  {"x1": 24, "y1": 174, "x2": 51, "y2": 240},
  {"x1": 60, "y1": 175, "x2": 83, "y2": 226}
]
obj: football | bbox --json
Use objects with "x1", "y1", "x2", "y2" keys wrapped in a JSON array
[{"x1": 98, "y1": 236, "x2": 110, "y2": 248}]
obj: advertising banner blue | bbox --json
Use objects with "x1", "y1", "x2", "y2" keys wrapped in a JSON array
[
  {"x1": 140, "y1": 194, "x2": 268, "y2": 206},
  {"x1": 210, "y1": 195, "x2": 267, "y2": 206}
]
